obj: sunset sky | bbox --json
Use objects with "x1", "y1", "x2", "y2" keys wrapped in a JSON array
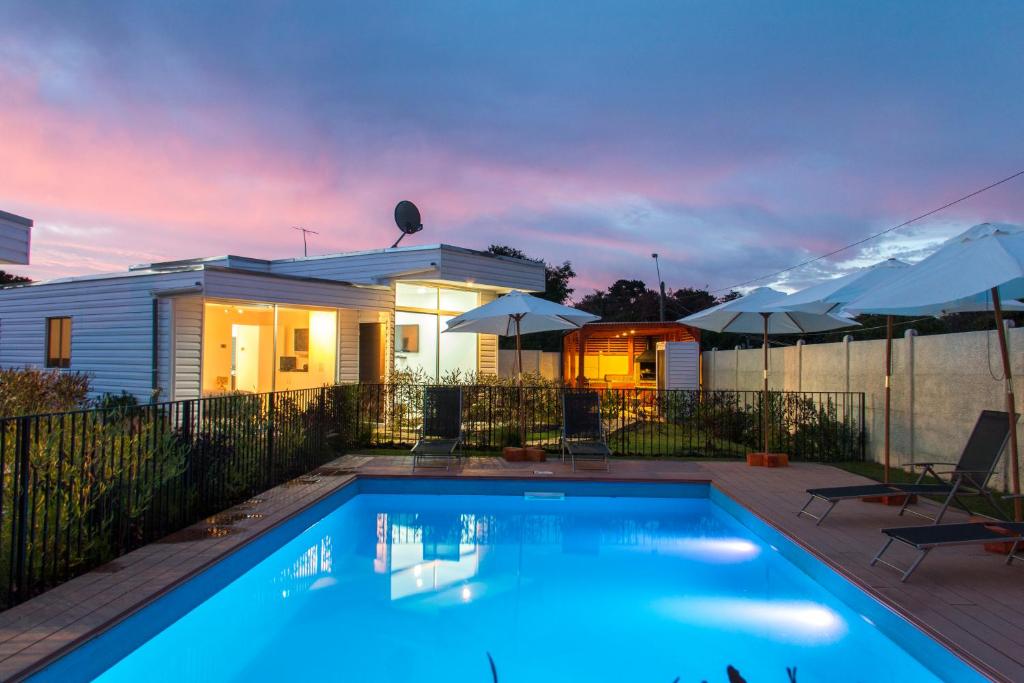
[{"x1": 1, "y1": 1, "x2": 1022, "y2": 295}]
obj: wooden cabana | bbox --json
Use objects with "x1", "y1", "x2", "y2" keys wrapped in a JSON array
[{"x1": 563, "y1": 321, "x2": 699, "y2": 389}]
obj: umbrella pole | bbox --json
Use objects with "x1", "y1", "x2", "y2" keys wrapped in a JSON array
[
  {"x1": 884, "y1": 315, "x2": 893, "y2": 484},
  {"x1": 762, "y1": 313, "x2": 770, "y2": 455},
  {"x1": 992, "y1": 289, "x2": 1022, "y2": 521},
  {"x1": 515, "y1": 315, "x2": 526, "y2": 447}
]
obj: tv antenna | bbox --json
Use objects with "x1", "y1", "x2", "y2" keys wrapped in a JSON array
[
  {"x1": 392, "y1": 200, "x2": 423, "y2": 248},
  {"x1": 293, "y1": 226, "x2": 319, "y2": 256}
]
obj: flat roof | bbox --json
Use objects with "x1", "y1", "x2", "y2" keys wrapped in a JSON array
[
  {"x1": 134, "y1": 243, "x2": 542, "y2": 272},
  {"x1": 0, "y1": 209, "x2": 33, "y2": 228}
]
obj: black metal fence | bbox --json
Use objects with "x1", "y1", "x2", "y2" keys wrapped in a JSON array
[
  {"x1": 0, "y1": 385, "x2": 360, "y2": 610},
  {"x1": 357, "y1": 384, "x2": 865, "y2": 461},
  {"x1": 0, "y1": 383, "x2": 863, "y2": 611}
]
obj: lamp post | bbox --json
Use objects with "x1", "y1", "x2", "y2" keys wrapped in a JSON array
[{"x1": 652, "y1": 253, "x2": 666, "y2": 322}]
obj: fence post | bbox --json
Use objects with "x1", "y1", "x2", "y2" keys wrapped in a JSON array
[
  {"x1": 14, "y1": 415, "x2": 31, "y2": 599},
  {"x1": 266, "y1": 392, "x2": 276, "y2": 487}
]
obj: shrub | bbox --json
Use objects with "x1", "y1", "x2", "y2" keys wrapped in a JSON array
[{"x1": 0, "y1": 367, "x2": 91, "y2": 417}]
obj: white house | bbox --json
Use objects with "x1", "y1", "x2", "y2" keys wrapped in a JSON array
[
  {"x1": 0, "y1": 244, "x2": 545, "y2": 401},
  {"x1": 0, "y1": 210, "x2": 32, "y2": 265}
]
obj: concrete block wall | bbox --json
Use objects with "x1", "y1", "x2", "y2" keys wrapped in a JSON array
[
  {"x1": 498, "y1": 349, "x2": 562, "y2": 381},
  {"x1": 702, "y1": 326, "x2": 1024, "y2": 492}
]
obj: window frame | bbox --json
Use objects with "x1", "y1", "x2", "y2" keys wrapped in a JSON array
[
  {"x1": 394, "y1": 283, "x2": 480, "y2": 380},
  {"x1": 45, "y1": 316, "x2": 72, "y2": 369}
]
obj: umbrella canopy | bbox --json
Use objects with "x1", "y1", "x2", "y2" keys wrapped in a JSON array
[
  {"x1": 845, "y1": 223, "x2": 1024, "y2": 314},
  {"x1": 679, "y1": 287, "x2": 857, "y2": 334},
  {"x1": 781, "y1": 257, "x2": 1024, "y2": 484},
  {"x1": 444, "y1": 291, "x2": 599, "y2": 336},
  {"x1": 842, "y1": 223, "x2": 1024, "y2": 519}
]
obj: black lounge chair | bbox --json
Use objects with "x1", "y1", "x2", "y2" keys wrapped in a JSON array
[
  {"x1": 411, "y1": 386, "x2": 463, "y2": 470},
  {"x1": 561, "y1": 391, "x2": 611, "y2": 472},
  {"x1": 871, "y1": 496, "x2": 1024, "y2": 581},
  {"x1": 797, "y1": 410, "x2": 1015, "y2": 525}
]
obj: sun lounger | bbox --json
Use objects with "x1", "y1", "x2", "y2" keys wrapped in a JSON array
[
  {"x1": 561, "y1": 391, "x2": 611, "y2": 472},
  {"x1": 872, "y1": 523, "x2": 1024, "y2": 582},
  {"x1": 411, "y1": 386, "x2": 463, "y2": 470},
  {"x1": 798, "y1": 410, "x2": 1015, "y2": 525}
]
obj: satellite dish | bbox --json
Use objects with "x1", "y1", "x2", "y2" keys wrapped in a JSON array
[{"x1": 392, "y1": 200, "x2": 423, "y2": 247}]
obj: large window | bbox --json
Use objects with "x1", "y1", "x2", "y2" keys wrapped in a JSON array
[
  {"x1": 45, "y1": 317, "x2": 71, "y2": 368},
  {"x1": 201, "y1": 303, "x2": 337, "y2": 395},
  {"x1": 394, "y1": 284, "x2": 478, "y2": 381}
]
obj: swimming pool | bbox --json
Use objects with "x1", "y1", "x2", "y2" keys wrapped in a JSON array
[{"x1": 35, "y1": 479, "x2": 981, "y2": 682}]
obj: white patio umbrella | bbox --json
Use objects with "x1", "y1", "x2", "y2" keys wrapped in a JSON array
[
  {"x1": 846, "y1": 223, "x2": 1024, "y2": 519},
  {"x1": 680, "y1": 287, "x2": 858, "y2": 455},
  {"x1": 444, "y1": 290, "x2": 600, "y2": 377},
  {"x1": 444, "y1": 291, "x2": 599, "y2": 445},
  {"x1": 782, "y1": 258, "x2": 1024, "y2": 483}
]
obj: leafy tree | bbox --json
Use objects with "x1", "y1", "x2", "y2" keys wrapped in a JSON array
[
  {"x1": 486, "y1": 245, "x2": 575, "y2": 304},
  {"x1": 486, "y1": 245, "x2": 577, "y2": 351},
  {"x1": 0, "y1": 270, "x2": 30, "y2": 286}
]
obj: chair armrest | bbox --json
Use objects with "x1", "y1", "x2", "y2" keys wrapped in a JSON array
[
  {"x1": 1004, "y1": 494, "x2": 1024, "y2": 500},
  {"x1": 904, "y1": 462, "x2": 943, "y2": 468}
]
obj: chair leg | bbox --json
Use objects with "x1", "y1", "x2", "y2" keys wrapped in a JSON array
[
  {"x1": 1007, "y1": 540, "x2": 1021, "y2": 566},
  {"x1": 933, "y1": 482, "x2": 962, "y2": 524},
  {"x1": 815, "y1": 500, "x2": 838, "y2": 526},
  {"x1": 901, "y1": 548, "x2": 931, "y2": 582},
  {"x1": 870, "y1": 538, "x2": 893, "y2": 567},
  {"x1": 796, "y1": 495, "x2": 815, "y2": 519}
]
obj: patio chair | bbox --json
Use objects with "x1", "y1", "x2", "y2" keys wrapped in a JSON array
[
  {"x1": 871, "y1": 495, "x2": 1024, "y2": 581},
  {"x1": 797, "y1": 410, "x2": 1015, "y2": 526},
  {"x1": 561, "y1": 391, "x2": 611, "y2": 472},
  {"x1": 411, "y1": 386, "x2": 464, "y2": 470}
]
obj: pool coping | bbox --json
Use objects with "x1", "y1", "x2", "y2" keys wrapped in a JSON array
[{"x1": 0, "y1": 459, "x2": 1005, "y2": 682}]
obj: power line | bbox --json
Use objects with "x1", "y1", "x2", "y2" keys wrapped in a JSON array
[{"x1": 704, "y1": 168, "x2": 1024, "y2": 295}]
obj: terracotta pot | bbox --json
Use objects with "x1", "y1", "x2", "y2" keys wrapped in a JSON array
[
  {"x1": 746, "y1": 452, "x2": 765, "y2": 467},
  {"x1": 971, "y1": 520, "x2": 1021, "y2": 554},
  {"x1": 503, "y1": 447, "x2": 525, "y2": 462},
  {"x1": 763, "y1": 453, "x2": 789, "y2": 468},
  {"x1": 524, "y1": 447, "x2": 546, "y2": 462}
]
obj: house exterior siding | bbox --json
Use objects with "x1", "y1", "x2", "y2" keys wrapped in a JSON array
[
  {"x1": 0, "y1": 211, "x2": 31, "y2": 265},
  {"x1": 171, "y1": 295, "x2": 204, "y2": 400},
  {"x1": 0, "y1": 269, "x2": 201, "y2": 399},
  {"x1": 0, "y1": 242, "x2": 542, "y2": 401}
]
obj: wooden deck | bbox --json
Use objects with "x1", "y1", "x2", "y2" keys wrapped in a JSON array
[{"x1": 0, "y1": 455, "x2": 1020, "y2": 681}]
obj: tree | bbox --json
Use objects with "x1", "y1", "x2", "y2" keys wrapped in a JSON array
[
  {"x1": 486, "y1": 245, "x2": 575, "y2": 304},
  {"x1": 0, "y1": 271, "x2": 30, "y2": 286}
]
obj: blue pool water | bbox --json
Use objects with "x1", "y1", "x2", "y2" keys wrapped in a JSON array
[{"x1": 43, "y1": 480, "x2": 980, "y2": 682}]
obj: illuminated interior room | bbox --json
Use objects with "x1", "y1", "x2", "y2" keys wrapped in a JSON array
[{"x1": 201, "y1": 302, "x2": 338, "y2": 394}]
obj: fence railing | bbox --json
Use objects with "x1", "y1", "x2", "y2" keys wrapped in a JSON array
[
  {"x1": 0, "y1": 383, "x2": 863, "y2": 611},
  {"x1": 0, "y1": 385, "x2": 360, "y2": 610},
  {"x1": 356, "y1": 384, "x2": 865, "y2": 461}
]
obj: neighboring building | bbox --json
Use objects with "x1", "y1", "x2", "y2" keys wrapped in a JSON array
[
  {"x1": 563, "y1": 321, "x2": 700, "y2": 389},
  {"x1": 0, "y1": 210, "x2": 32, "y2": 265},
  {"x1": 0, "y1": 244, "x2": 545, "y2": 400}
]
